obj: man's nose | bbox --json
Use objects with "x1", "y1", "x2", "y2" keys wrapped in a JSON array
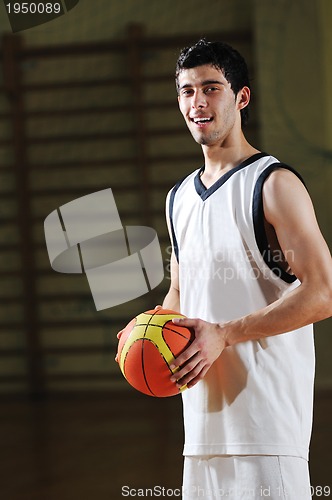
[{"x1": 191, "y1": 91, "x2": 207, "y2": 109}]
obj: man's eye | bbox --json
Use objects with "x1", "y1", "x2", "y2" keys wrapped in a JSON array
[
  {"x1": 205, "y1": 87, "x2": 218, "y2": 93},
  {"x1": 181, "y1": 89, "x2": 193, "y2": 96}
]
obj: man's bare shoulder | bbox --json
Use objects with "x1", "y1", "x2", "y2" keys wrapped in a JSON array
[{"x1": 262, "y1": 167, "x2": 314, "y2": 227}]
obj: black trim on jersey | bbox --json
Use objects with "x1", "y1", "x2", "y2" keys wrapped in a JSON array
[
  {"x1": 169, "y1": 176, "x2": 187, "y2": 263},
  {"x1": 252, "y1": 163, "x2": 307, "y2": 284},
  {"x1": 195, "y1": 152, "x2": 269, "y2": 201}
]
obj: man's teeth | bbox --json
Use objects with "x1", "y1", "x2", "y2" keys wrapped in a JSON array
[{"x1": 193, "y1": 118, "x2": 212, "y2": 123}]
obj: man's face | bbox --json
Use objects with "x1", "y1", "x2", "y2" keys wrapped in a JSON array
[{"x1": 177, "y1": 64, "x2": 242, "y2": 147}]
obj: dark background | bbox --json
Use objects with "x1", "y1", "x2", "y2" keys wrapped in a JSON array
[{"x1": 0, "y1": 1, "x2": 331, "y2": 499}]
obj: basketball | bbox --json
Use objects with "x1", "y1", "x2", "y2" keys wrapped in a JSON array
[{"x1": 116, "y1": 308, "x2": 193, "y2": 397}]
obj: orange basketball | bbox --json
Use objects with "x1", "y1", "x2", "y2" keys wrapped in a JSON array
[{"x1": 117, "y1": 308, "x2": 193, "y2": 397}]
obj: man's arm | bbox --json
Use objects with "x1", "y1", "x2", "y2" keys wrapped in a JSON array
[
  {"x1": 163, "y1": 251, "x2": 180, "y2": 312},
  {"x1": 170, "y1": 169, "x2": 332, "y2": 388},
  {"x1": 162, "y1": 190, "x2": 180, "y2": 312}
]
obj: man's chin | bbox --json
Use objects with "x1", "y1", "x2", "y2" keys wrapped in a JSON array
[
  {"x1": 189, "y1": 128, "x2": 217, "y2": 146},
  {"x1": 190, "y1": 131, "x2": 208, "y2": 145},
  {"x1": 194, "y1": 135, "x2": 211, "y2": 146}
]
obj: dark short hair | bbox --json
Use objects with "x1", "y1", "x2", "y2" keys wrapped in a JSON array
[{"x1": 175, "y1": 39, "x2": 250, "y2": 127}]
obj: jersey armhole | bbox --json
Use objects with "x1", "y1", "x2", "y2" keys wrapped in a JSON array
[{"x1": 252, "y1": 163, "x2": 307, "y2": 284}]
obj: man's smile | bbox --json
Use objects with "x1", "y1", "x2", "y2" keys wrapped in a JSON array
[{"x1": 190, "y1": 116, "x2": 214, "y2": 126}]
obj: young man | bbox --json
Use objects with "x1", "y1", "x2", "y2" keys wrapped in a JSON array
[{"x1": 162, "y1": 39, "x2": 332, "y2": 499}]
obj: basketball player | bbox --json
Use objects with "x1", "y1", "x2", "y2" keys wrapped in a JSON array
[{"x1": 162, "y1": 39, "x2": 332, "y2": 499}]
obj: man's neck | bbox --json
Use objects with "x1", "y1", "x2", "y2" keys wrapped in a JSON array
[{"x1": 200, "y1": 139, "x2": 260, "y2": 189}]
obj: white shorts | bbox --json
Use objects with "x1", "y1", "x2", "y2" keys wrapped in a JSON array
[{"x1": 182, "y1": 455, "x2": 311, "y2": 499}]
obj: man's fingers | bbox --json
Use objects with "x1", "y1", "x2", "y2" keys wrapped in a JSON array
[
  {"x1": 172, "y1": 317, "x2": 198, "y2": 328},
  {"x1": 170, "y1": 343, "x2": 198, "y2": 371},
  {"x1": 186, "y1": 364, "x2": 210, "y2": 389},
  {"x1": 117, "y1": 329, "x2": 124, "y2": 340},
  {"x1": 174, "y1": 358, "x2": 206, "y2": 388},
  {"x1": 170, "y1": 351, "x2": 201, "y2": 380}
]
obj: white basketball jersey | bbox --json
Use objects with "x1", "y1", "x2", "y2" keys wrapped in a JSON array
[{"x1": 169, "y1": 153, "x2": 315, "y2": 459}]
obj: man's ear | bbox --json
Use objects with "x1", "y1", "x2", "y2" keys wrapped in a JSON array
[{"x1": 237, "y1": 86, "x2": 250, "y2": 111}]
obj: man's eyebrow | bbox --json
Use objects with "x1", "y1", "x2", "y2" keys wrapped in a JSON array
[
  {"x1": 201, "y1": 79, "x2": 224, "y2": 86},
  {"x1": 179, "y1": 79, "x2": 224, "y2": 90}
]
